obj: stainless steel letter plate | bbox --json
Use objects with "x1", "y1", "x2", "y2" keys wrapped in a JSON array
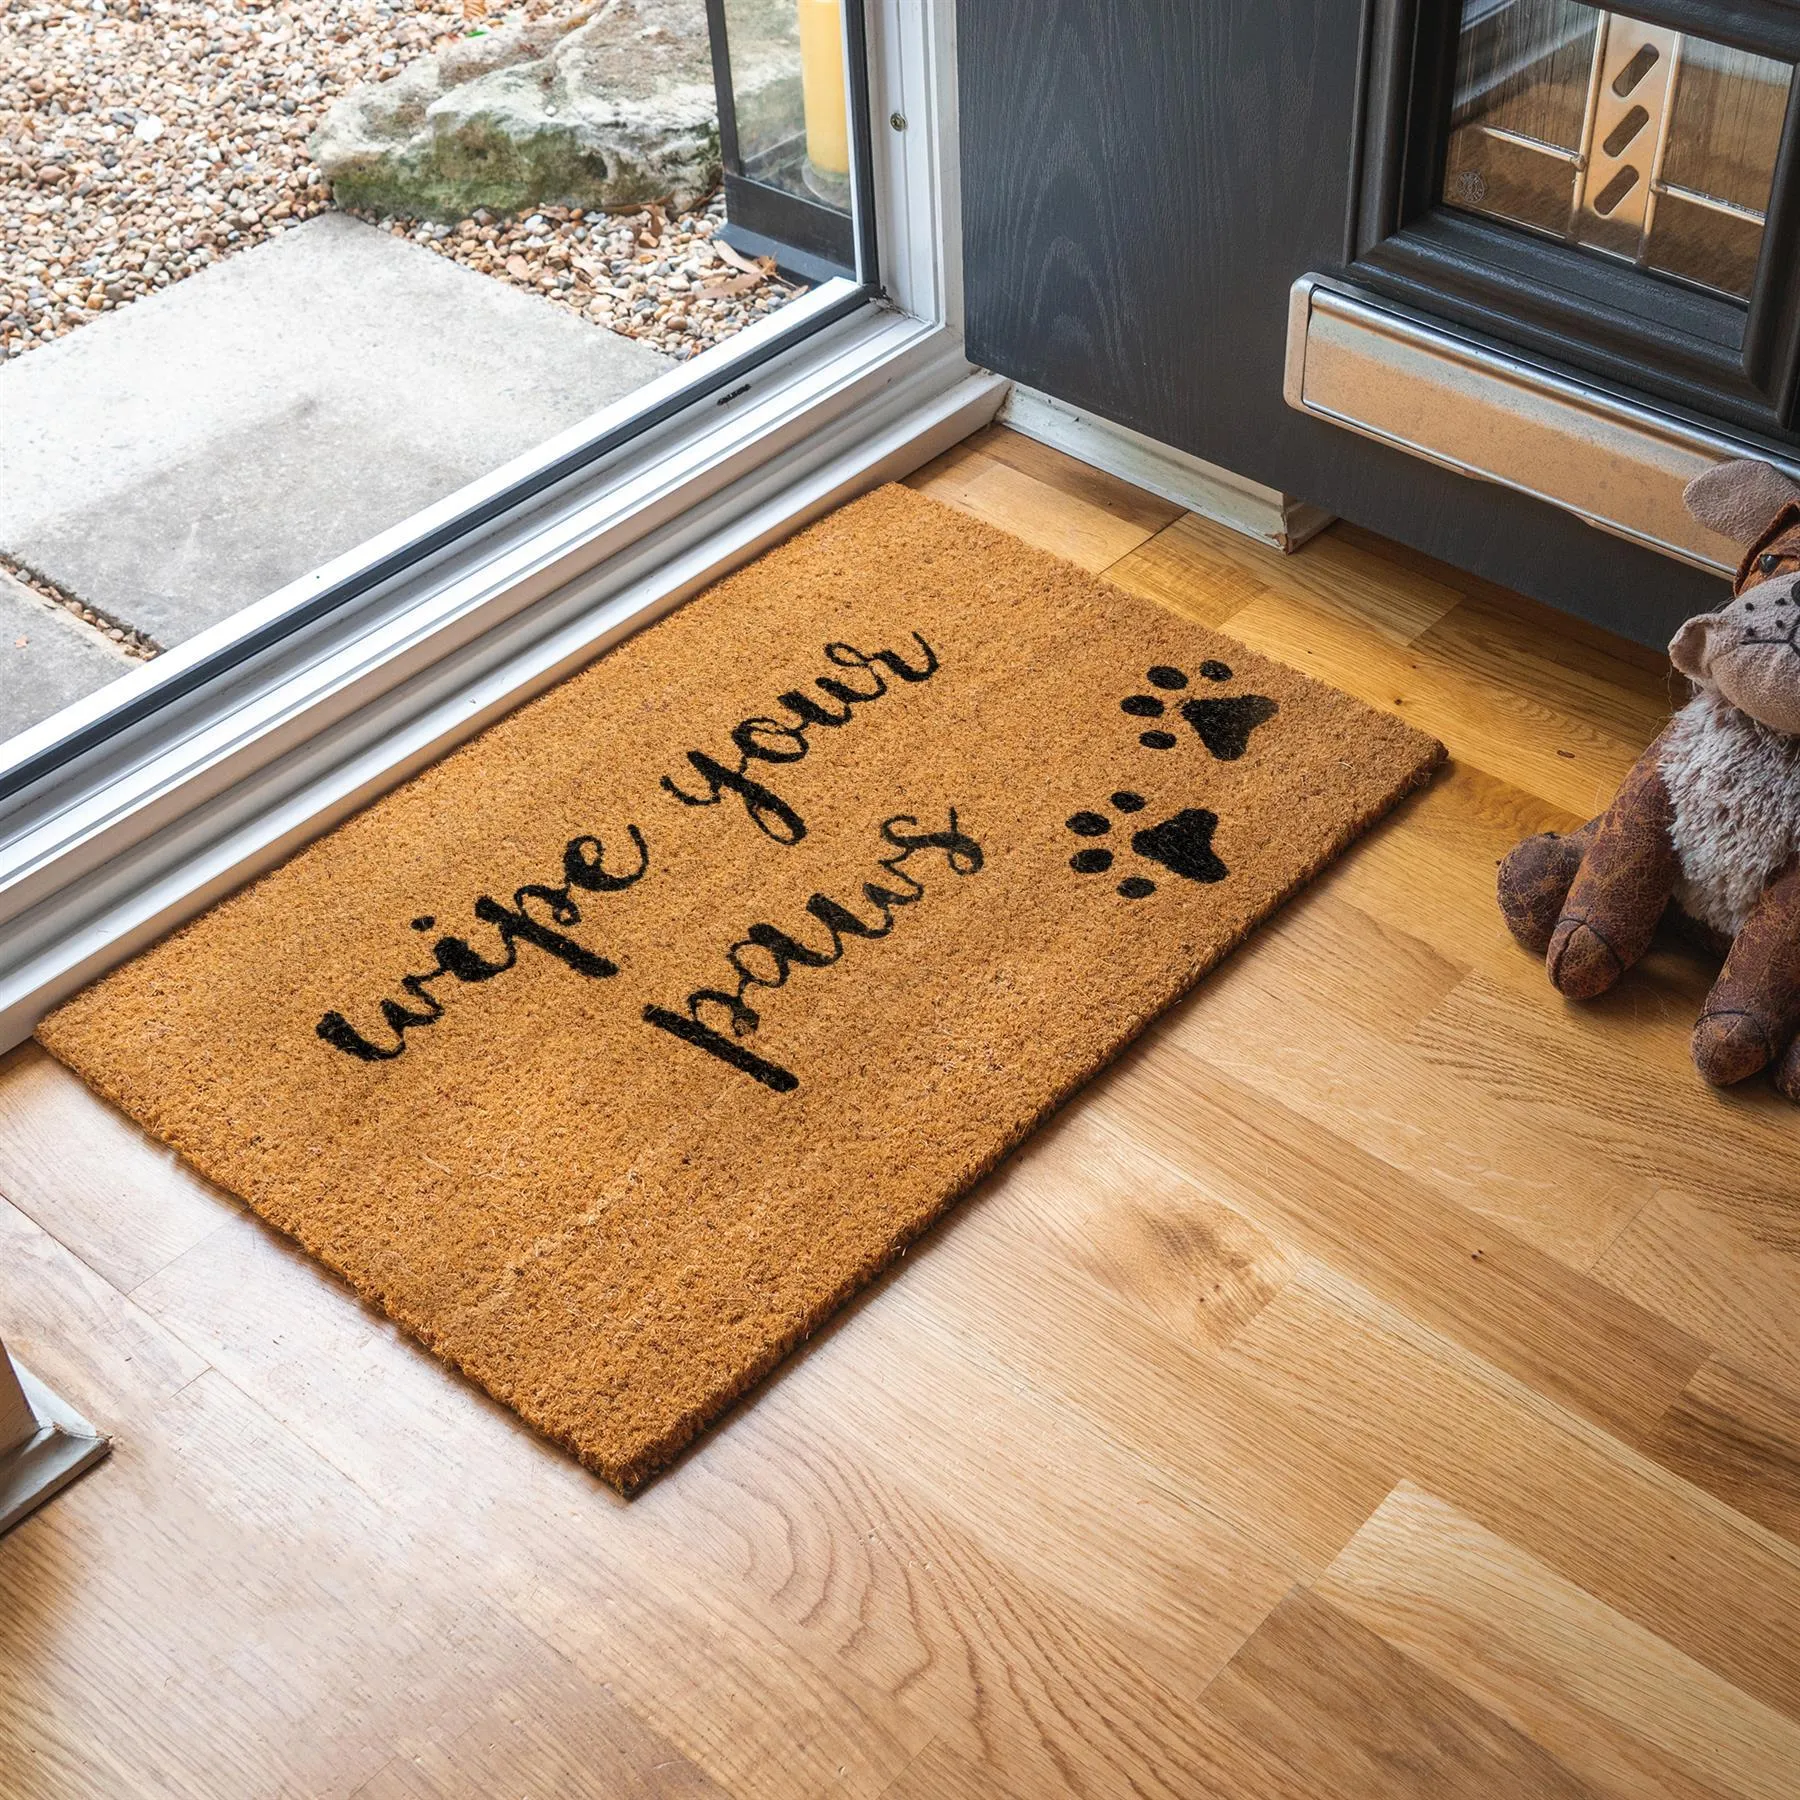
[{"x1": 1283, "y1": 275, "x2": 1798, "y2": 573}]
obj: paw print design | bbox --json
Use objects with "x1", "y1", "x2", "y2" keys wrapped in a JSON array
[
  {"x1": 1065, "y1": 791, "x2": 1228, "y2": 899},
  {"x1": 1122, "y1": 663, "x2": 1277, "y2": 758}
]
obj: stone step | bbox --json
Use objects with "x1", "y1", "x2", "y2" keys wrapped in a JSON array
[
  {"x1": 0, "y1": 212, "x2": 671, "y2": 689},
  {"x1": 0, "y1": 567, "x2": 139, "y2": 740}
]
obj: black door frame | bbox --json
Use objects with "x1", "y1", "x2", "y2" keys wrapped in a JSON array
[{"x1": 1349, "y1": 0, "x2": 1800, "y2": 438}]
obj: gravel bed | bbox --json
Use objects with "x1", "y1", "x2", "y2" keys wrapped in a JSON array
[
  {"x1": 0, "y1": 0, "x2": 805, "y2": 365},
  {"x1": 353, "y1": 189, "x2": 809, "y2": 360},
  {"x1": 1, "y1": 551, "x2": 159, "y2": 655}
]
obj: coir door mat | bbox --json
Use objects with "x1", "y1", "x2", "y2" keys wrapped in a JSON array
[{"x1": 39, "y1": 484, "x2": 1443, "y2": 1491}]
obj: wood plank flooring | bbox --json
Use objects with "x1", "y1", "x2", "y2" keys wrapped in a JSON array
[{"x1": 4, "y1": 422, "x2": 1798, "y2": 1798}]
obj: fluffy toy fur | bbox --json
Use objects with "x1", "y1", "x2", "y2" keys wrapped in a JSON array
[{"x1": 1499, "y1": 457, "x2": 1800, "y2": 1099}]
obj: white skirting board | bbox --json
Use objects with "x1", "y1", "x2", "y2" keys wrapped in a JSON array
[{"x1": 1000, "y1": 384, "x2": 1334, "y2": 552}]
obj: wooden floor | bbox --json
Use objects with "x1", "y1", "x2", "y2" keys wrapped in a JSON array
[{"x1": 5, "y1": 423, "x2": 1800, "y2": 1798}]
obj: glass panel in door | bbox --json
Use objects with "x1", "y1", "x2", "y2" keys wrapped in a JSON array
[{"x1": 1441, "y1": 0, "x2": 1794, "y2": 302}]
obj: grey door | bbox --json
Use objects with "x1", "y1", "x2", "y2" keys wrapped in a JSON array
[{"x1": 957, "y1": 0, "x2": 1800, "y2": 646}]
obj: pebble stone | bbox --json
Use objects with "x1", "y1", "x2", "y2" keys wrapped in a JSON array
[
  {"x1": 2, "y1": 551, "x2": 158, "y2": 657},
  {"x1": 0, "y1": 0, "x2": 810, "y2": 657}
]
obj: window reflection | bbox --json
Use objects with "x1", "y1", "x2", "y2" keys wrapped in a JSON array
[{"x1": 1442, "y1": 0, "x2": 1793, "y2": 302}]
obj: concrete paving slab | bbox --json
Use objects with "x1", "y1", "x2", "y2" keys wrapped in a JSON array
[
  {"x1": 0, "y1": 214, "x2": 671, "y2": 649},
  {"x1": 0, "y1": 567, "x2": 136, "y2": 737}
]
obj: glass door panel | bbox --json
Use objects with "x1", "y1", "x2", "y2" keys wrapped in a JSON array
[
  {"x1": 1442, "y1": 0, "x2": 1794, "y2": 301},
  {"x1": 0, "y1": 0, "x2": 869, "y2": 759}
]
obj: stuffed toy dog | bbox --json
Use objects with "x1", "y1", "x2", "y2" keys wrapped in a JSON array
[{"x1": 1499, "y1": 457, "x2": 1800, "y2": 1099}]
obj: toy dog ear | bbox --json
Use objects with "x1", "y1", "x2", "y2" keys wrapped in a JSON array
[
  {"x1": 1669, "y1": 610, "x2": 1722, "y2": 683},
  {"x1": 1683, "y1": 459, "x2": 1800, "y2": 546}
]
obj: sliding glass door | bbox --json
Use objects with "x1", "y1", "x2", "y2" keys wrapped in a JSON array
[{"x1": 0, "y1": 0, "x2": 876, "y2": 785}]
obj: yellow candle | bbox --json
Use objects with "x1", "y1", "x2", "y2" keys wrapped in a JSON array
[{"x1": 798, "y1": 0, "x2": 850, "y2": 178}]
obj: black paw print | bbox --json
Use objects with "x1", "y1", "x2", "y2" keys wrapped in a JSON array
[
  {"x1": 1122, "y1": 663, "x2": 1278, "y2": 758},
  {"x1": 1066, "y1": 791, "x2": 1229, "y2": 898}
]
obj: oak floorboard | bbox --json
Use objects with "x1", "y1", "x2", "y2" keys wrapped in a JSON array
[
  {"x1": 703, "y1": 1277, "x2": 1305, "y2": 1697},
  {"x1": 1097, "y1": 1047, "x2": 1708, "y2": 1444},
  {"x1": 1316, "y1": 754, "x2": 1588, "y2": 967},
  {"x1": 346, "y1": 1665, "x2": 732, "y2": 1800},
  {"x1": 1594, "y1": 1193, "x2": 1800, "y2": 1403},
  {"x1": 937, "y1": 1101, "x2": 1306, "y2": 1360},
  {"x1": 1119, "y1": 511, "x2": 1465, "y2": 645},
  {"x1": 126, "y1": 1193, "x2": 1292, "y2": 1793},
  {"x1": 1204, "y1": 1585, "x2": 1600, "y2": 1799},
  {"x1": 1415, "y1": 985, "x2": 1800, "y2": 1223},
  {"x1": 904, "y1": 441, "x2": 1168, "y2": 572},
  {"x1": 1316, "y1": 1483, "x2": 1800, "y2": 1800},
  {"x1": 0, "y1": 1203, "x2": 720, "y2": 1800},
  {"x1": 884, "y1": 1169, "x2": 1394, "y2": 1574},
  {"x1": 649, "y1": 1419, "x2": 1280, "y2": 1800},
  {"x1": 1643, "y1": 1356, "x2": 1800, "y2": 1547},
  {"x1": 1226, "y1": 1271, "x2": 1800, "y2": 1724},
  {"x1": 1333, "y1": 523, "x2": 1676, "y2": 703},
  {"x1": 5, "y1": 426, "x2": 1797, "y2": 1796},
  {"x1": 1312, "y1": 767, "x2": 1729, "y2": 1123},
  {"x1": 1223, "y1": 583, "x2": 1651, "y2": 819},
  {"x1": 128, "y1": 1217, "x2": 937, "y2": 1800},
  {"x1": 0, "y1": 1041, "x2": 236, "y2": 1294},
  {"x1": 1412, "y1": 585, "x2": 1679, "y2": 753},
  {"x1": 960, "y1": 422, "x2": 1186, "y2": 539},
  {"x1": 0, "y1": 1189, "x2": 206, "y2": 1414},
  {"x1": 1164, "y1": 888, "x2": 1653, "y2": 1266},
  {"x1": 873, "y1": 1706, "x2": 1318, "y2": 1800},
  {"x1": 1102, "y1": 512, "x2": 1279, "y2": 627}
]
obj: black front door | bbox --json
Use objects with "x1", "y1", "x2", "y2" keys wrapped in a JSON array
[{"x1": 957, "y1": 1, "x2": 1800, "y2": 646}]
